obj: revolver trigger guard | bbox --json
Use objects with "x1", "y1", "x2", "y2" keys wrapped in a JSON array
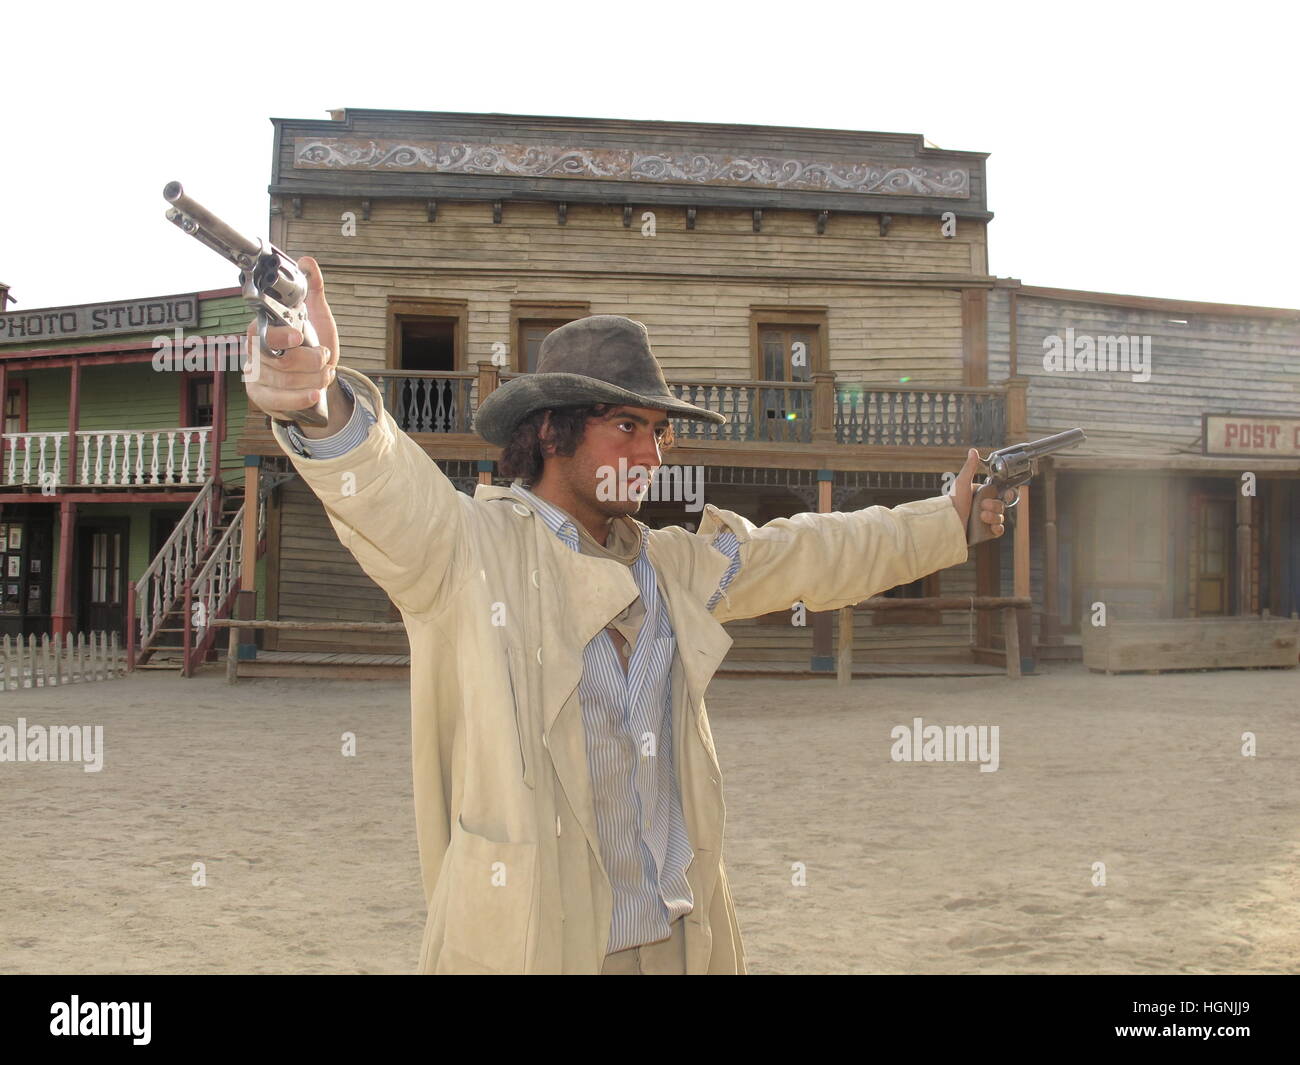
[{"x1": 257, "y1": 311, "x2": 285, "y2": 358}]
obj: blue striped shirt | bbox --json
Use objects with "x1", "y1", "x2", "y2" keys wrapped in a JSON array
[{"x1": 284, "y1": 384, "x2": 743, "y2": 950}]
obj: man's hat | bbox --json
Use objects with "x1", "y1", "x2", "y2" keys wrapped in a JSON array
[{"x1": 474, "y1": 315, "x2": 726, "y2": 446}]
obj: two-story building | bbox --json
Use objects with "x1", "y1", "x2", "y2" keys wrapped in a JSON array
[
  {"x1": 0, "y1": 284, "x2": 271, "y2": 669},
  {"x1": 234, "y1": 107, "x2": 1024, "y2": 674}
]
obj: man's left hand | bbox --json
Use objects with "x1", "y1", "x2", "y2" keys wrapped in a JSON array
[{"x1": 950, "y1": 448, "x2": 1008, "y2": 538}]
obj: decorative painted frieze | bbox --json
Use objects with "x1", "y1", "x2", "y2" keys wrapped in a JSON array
[{"x1": 293, "y1": 138, "x2": 969, "y2": 198}]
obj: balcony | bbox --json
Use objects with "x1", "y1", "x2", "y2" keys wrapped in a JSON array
[
  {"x1": 1, "y1": 427, "x2": 213, "y2": 489},
  {"x1": 365, "y1": 368, "x2": 1013, "y2": 450}
]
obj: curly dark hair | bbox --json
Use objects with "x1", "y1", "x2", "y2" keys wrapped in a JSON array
[{"x1": 496, "y1": 404, "x2": 676, "y2": 483}]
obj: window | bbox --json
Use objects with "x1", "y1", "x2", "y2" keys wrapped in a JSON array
[
  {"x1": 386, "y1": 299, "x2": 468, "y2": 372},
  {"x1": 509, "y1": 302, "x2": 590, "y2": 372},
  {"x1": 185, "y1": 377, "x2": 214, "y2": 427},
  {"x1": 519, "y1": 319, "x2": 572, "y2": 373},
  {"x1": 4, "y1": 381, "x2": 27, "y2": 434}
]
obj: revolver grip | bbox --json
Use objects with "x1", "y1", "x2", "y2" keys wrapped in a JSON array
[
  {"x1": 256, "y1": 306, "x2": 330, "y2": 429},
  {"x1": 966, "y1": 481, "x2": 1015, "y2": 547}
]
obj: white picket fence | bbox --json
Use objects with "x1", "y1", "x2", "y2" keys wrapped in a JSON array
[{"x1": 0, "y1": 632, "x2": 126, "y2": 690}]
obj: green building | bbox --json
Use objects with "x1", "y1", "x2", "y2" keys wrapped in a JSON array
[{"x1": 0, "y1": 284, "x2": 269, "y2": 669}]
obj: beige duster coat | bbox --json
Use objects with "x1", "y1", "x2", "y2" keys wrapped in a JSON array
[{"x1": 270, "y1": 365, "x2": 971, "y2": 974}]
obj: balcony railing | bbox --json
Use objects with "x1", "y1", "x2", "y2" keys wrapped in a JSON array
[
  {"x1": 361, "y1": 367, "x2": 1011, "y2": 449},
  {"x1": 1, "y1": 427, "x2": 212, "y2": 488},
  {"x1": 370, "y1": 371, "x2": 475, "y2": 434},
  {"x1": 835, "y1": 386, "x2": 1006, "y2": 448},
  {"x1": 668, "y1": 381, "x2": 815, "y2": 444}
]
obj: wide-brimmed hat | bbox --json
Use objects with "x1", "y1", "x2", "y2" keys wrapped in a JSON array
[{"x1": 474, "y1": 315, "x2": 727, "y2": 446}]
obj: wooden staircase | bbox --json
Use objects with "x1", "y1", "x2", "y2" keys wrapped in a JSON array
[{"x1": 130, "y1": 464, "x2": 274, "y2": 674}]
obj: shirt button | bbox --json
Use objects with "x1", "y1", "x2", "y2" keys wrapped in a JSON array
[
  {"x1": 644, "y1": 819, "x2": 651, "y2": 830},
  {"x1": 622, "y1": 643, "x2": 631, "y2": 657},
  {"x1": 512, "y1": 503, "x2": 530, "y2": 517}
]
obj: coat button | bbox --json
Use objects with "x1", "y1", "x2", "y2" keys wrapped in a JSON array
[
  {"x1": 512, "y1": 503, "x2": 530, "y2": 517},
  {"x1": 531, "y1": 569, "x2": 540, "y2": 587},
  {"x1": 541, "y1": 733, "x2": 549, "y2": 750},
  {"x1": 536, "y1": 647, "x2": 543, "y2": 665},
  {"x1": 556, "y1": 815, "x2": 562, "y2": 836}
]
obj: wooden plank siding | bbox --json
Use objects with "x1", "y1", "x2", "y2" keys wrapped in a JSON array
[
  {"x1": 269, "y1": 478, "x2": 409, "y2": 655},
  {"x1": 988, "y1": 286, "x2": 1300, "y2": 455}
]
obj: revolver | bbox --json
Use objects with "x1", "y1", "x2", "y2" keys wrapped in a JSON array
[
  {"x1": 162, "y1": 181, "x2": 328, "y2": 428},
  {"x1": 965, "y1": 428, "x2": 1086, "y2": 546}
]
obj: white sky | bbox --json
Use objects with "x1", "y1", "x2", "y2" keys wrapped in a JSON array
[{"x1": 2, "y1": 1, "x2": 1295, "y2": 313}]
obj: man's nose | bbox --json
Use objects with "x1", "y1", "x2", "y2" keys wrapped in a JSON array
[{"x1": 631, "y1": 430, "x2": 662, "y2": 471}]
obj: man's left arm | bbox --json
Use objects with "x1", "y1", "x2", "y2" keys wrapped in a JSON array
[{"x1": 701, "y1": 449, "x2": 1002, "y2": 623}]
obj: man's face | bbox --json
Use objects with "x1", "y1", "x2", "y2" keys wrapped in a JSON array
[{"x1": 544, "y1": 405, "x2": 671, "y2": 519}]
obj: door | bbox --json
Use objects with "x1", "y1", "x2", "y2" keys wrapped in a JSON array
[
  {"x1": 76, "y1": 518, "x2": 129, "y2": 637},
  {"x1": 757, "y1": 326, "x2": 816, "y2": 443},
  {"x1": 1192, "y1": 495, "x2": 1232, "y2": 615}
]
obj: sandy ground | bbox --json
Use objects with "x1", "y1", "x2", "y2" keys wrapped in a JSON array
[{"x1": 0, "y1": 663, "x2": 1296, "y2": 974}]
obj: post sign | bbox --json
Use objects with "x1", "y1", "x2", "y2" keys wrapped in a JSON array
[
  {"x1": 0, "y1": 294, "x2": 199, "y2": 345},
  {"x1": 1203, "y1": 414, "x2": 1300, "y2": 458}
]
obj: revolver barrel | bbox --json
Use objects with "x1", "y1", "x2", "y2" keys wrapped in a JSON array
[
  {"x1": 1020, "y1": 427, "x2": 1086, "y2": 457},
  {"x1": 163, "y1": 181, "x2": 261, "y2": 266}
]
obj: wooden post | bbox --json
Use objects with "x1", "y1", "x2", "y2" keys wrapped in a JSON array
[
  {"x1": 1002, "y1": 606, "x2": 1022, "y2": 678},
  {"x1": 1014, "y1": 484, "x2": 1033, "y2": 672},
  {"x1": 811, "y1": 370, "x2": 836, "y2": 445},
  {"x1": 0, "y1": 361, "x2": 8, "y2": 483},
  {"x1": 1007, "y1": 285, "x2": 1019, "y2": 379},
  {"x1": 226, "y1": 623, "x2": 239, "y2": 684},
  {"x1": 478, "y1": 360, "x2": 500, "y2": 487},
  {"x1": 67, "y1": 362, "x2": 81, "y2": 487},
  {"x1": 182, "y1": 578, "x2": 193, "y2": 677},
  {"x1": 836, "y1": 605, "x2": 853, "y2": 686},
  {"x1": 1236, "y1": 491, "x2": 1252, "y2": 615},
  {"x1": 811, "y1": 471, "x2": 834, "y2": 671},
  {"x1": 1043, "y1": 462, "x2": 1060, "y2": 646},
  {"x1": 961, "y1": 289, "x2": 988, "y2": 387},
  {"x1": 236, "y1": 456, "x2": 261, "y2": 669},
  {"x1": 1004, "y1": 377, "x2": 1028, "y2": 442},
  {"x1": 52, "y1": 499, "x2": 76, "y2": 638},
  {"x1": 210, "y1": 353, "x2": 227, "y2": 485},
  {"x1": 126, "y1": 581, "x2": 137, "y2": 670}
]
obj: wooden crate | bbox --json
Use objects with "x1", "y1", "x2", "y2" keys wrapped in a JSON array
[{"x1": 1081, "y1": 617, "x2": 1300, "y2": 673}]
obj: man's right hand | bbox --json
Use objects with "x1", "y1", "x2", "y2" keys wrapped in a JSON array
[{"x1": 243, "y1": 255, "x2": 354, "y2": 438}]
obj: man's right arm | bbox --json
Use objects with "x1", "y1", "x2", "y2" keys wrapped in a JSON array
[{"x1": 267, "y1": 365, "x2": 469, "y2": 619}]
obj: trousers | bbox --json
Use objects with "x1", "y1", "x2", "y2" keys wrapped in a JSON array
[{"x1": 599, "y1": 916, "x2": 687, "y2": 975}]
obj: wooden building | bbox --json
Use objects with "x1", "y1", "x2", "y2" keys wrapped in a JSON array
[
  {"x1": 0, "y1": 285, "x2": 270, "y2": 668},
  {"x1": 236, "y1": 107, "x2": 1021, "y2": 673},
  {"x1": 987, "y1": 281, "x2": 1300, "y2": 657}
]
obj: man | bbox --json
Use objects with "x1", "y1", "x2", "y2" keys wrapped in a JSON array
[{"x1": 249, "y1": 257, "x2": 1006, "y2": 975}]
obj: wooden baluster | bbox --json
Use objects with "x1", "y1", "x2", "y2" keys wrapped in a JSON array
[{"x1": 195, "y1": 430, "x2": 208, "y2": 482}]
